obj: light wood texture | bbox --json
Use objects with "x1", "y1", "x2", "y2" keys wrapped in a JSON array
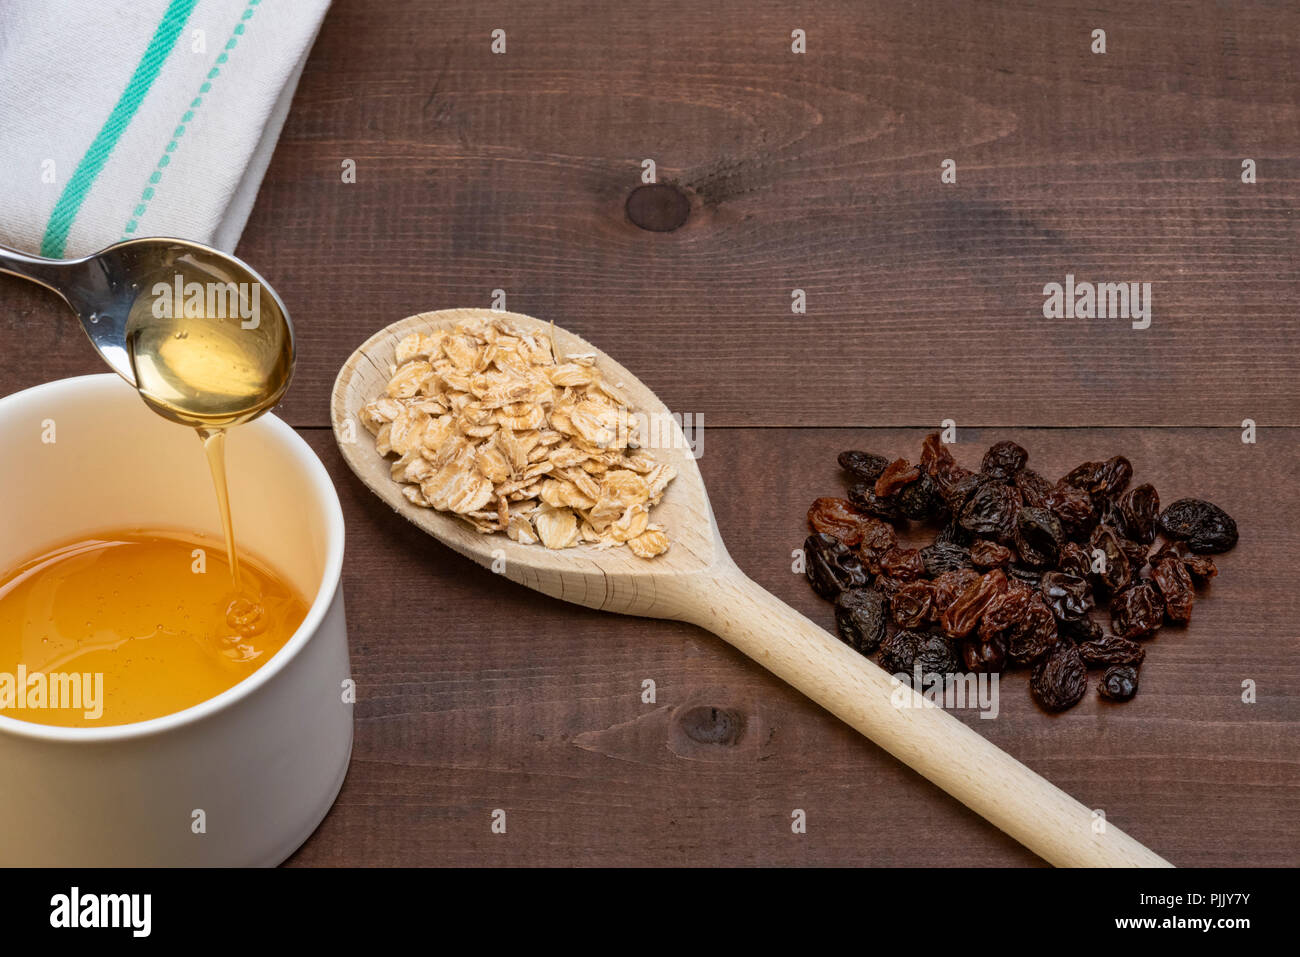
[
  {"x1": 332, "y1": 309, "x2": 720, "y2": 612},
  {"x1": 332, "y1": 308, "x2": 1171, "y2": 867}
]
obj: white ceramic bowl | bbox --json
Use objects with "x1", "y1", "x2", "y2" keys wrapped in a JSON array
[{"x1": 0, "y1": 375, "x2": 352, "y2": 865}]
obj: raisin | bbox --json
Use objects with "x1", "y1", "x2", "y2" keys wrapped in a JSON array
[
  {"x1": 847, "y1": 482, "x2": 906, "y2": 523},
  {"x1": 1058, "y1": 615, "x2": 1103, "y2": 644},
  {"x1": 803, "y1": 533, "x2": 867, "y2": 599},
  {"x1": 978, "y1": 580, "x2": 1034, "y2": 638},
  {"x1": 919, "y1": 432, "x2": 955, "y2": 475},
  {"x1": 1005, "y1": 599, "x2": 1059, "y2": 666},
  {"x1": 891, "y1": 581, "x2": 935, "y2": 629},
  {"x1": 1064, "y1": 457, "x2": 1131, "y2": 499},
  {"x1": 875, "y1": 458, "x2": 920, "y2": 497},
  {"x1": 1031, "y1": 640, "x2": 1088, "y2": 712},
  {"x1": 807, "y1": 497, "x2": 872, "y2": 546},
  {"x1": 1158, "y1": 498, "x2": 1239, "y2": 554},
  {"x1": 1076, "y1": 633, "x2": 1146, "y2": 667},
  {"x1": 1098, "y1": 665, "x2": 1139, "y2": 702},
  {"x1": 859, "y1": 519, "x2": 897, "y2": 551},
  {"x1": 1056, "y1": 542, "x2": 1092, "y2": 579},
  {"x1": 874, "y1": 575, "x2": 906, "y2": 605},
  {"x1": 1014, "y1": 506, "x2": 1063, "y2": 568},
  {"x1": 833, "y1": 587, "x2": 887, "y2": 653},
  {"x1": 878, "y1": 629, "x2": 926, "y2": 675},
  {"x1": 981, "y1": 440, "x2": 1028, "y2": 479},
  {"x1": 959, "y1": 481, "x2": 1021, "y2": 542},
  {"x1": 1151, "y1": 556, "x2": 1194, "y2": 623},
  {"x1": 1040, "y1": 571, "x2": 1094, "y2": 620},
  {"x1": 880, "y1": 546, "x2": 926, "y2": 582},
  {"x1": 806, "y1": 438, "x2": 1236, "y2": 713},
  {"x1": 940, "y1": 472, "x2": 986, "y2": 514},
  {"x1": 1185, "y1": 553, "x2": 1218, "y2": 581},
  {"x1": 1111, "y1": 582, "x2": 1165, "y2": 639},
  {"x1": 934, "y1": 520, "x2": 974, "y2": 548},
  {"x1": 856, "y1": 519, "x2": 899, "y2": 574},
  {"x1": 979, "y1": 581, "x2": 1057, "y2": 665},
  {"x1": 895, "y1": 470, "x2": 946, "y2": 521},
  {"x1": 969, "y1": 539, "x2": 1014, "y2": 569},
  {"x1": 1088, "y1": 525, "x2": 1132, "y2": 594},
  {"x1": 1061, "y1": 461, "x2": 1104, "y2": 490},
  {"x1": 939, "y1": 568, "x2": 1008, "y2": 639},
  {"x1": 962, "y1": 636, "x2": 1006, "y2": 673},
  {"x1": 838, "y1": 450, "x2": 890, "y2": 482},
  {"x1": 920, "y1": 433, "x2": 974, "y2": 498},
  {"x1": 1013, "y1": 467, "x2": 1054, "y2": 509},
  {"x1": 913, "y1": 632, "x2": 963, "y2": 675},
  {"x1": 1118, "y1": 535, "x2": 1149, "y2": 574},
  {"x1": 1150, "y1": 540, "x2": 1218, "y2": 582},
  {"x1": 1044, "y1": 482, "x2": 1094, "y2": 540},
  {"x1": 920, "y1": 542, "x2": 973, "y2": 577},
  {"x1": 1117, "y1": 483, "x2": 1160, "y2": 544},
  {"x1": 932, "y1": 568, "x2": 982, "y2": 614},
  {"x1": 1093, "y1": 455, "x2": 1133, "y2": 499},
  {"x1": 1005, "y1": 565, "x2": 1043, "y2": 588}
]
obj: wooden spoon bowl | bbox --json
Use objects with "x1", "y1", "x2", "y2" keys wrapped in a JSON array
[
  {"x1": 333, "y1": 308, "x2": 718, "y2": 616},
  {"x1": 332, "y1": 308, "x2": 1170, "y2": 868}
]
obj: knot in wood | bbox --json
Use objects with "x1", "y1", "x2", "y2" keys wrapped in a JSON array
[
  {"x1": 625, "y1": 183, "x2": 690, "y2": 232},
  {"x1": 677, "y1": 705, "x2": 745, "y2": 746}
]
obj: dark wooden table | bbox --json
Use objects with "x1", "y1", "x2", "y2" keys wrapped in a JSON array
[{"x1": 3, "y1": 0, "x2": 1296, "y2": 866}]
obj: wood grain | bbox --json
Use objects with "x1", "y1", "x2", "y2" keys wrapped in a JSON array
[
  {"x1": 4, "y1": 1, "x2": 1297, "y2": 426},
  {"x1": 0, "y1": 0, "x2": 1294, "y2": 866},
  {"x1": 330, "y1": 308, "x2": 1171, "y2": 866},
  {"x1": 245, "y1": 0, "x2": 1300, "y2": 428},
  {"x1": 287, "y1": 426, "x2": 1298, "y2": 867}
]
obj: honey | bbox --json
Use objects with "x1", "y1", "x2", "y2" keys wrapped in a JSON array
[
  {"x1": 124, "y1": 254, "x2": 295, "y2": 587},
  {"x1": 0, "y1": 531, "x2": 308, "y2": 728},
  {"x1": 124, "y1": 254, "x2": 292, "y2": 430},
  {"x1": 0, "y1": 255, "x2": 304, "y2": 728}
]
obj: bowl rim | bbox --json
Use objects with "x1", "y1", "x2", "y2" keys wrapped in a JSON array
[{"x1": 0, "y1": 374, "x2": 347, "y2": 743}]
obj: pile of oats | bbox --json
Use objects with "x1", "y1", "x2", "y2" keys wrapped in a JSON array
[{"x1": 359, "y1": 316, "x2": 674, "y2": 558}]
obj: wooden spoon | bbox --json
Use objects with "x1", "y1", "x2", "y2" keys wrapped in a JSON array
[{"x1": 332, "y1": 308, "x2": 1171, "y2": 868}]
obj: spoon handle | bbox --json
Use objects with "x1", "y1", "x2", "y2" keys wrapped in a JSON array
[
  {"x1": 683, "y1": 569, "x2": 1172, "y2": 867},
  {"x1": 0, "y1": 243, "x2": 77, "y2": 297}
]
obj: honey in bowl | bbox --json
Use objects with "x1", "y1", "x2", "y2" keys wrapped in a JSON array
[{"x1": 0, "y1": 530, "x2": 308, "y2": 728}]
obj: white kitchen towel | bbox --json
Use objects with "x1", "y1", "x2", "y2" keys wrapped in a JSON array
[{"x1": 0, "y1": 0, "x2": 330, "y2": 259}]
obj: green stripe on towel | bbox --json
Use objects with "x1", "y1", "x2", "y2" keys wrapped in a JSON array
[{"x1": 40, "y1": 0, "x2": 199, "y2": 257}]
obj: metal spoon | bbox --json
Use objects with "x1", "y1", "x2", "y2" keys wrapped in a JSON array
[{"x1": 0, "y1": 237, "x2": 294, "y2": 426}]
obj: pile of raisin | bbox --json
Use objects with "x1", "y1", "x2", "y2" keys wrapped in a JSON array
[{"x1": 803, "y1": 435, "x2": 1237, "y2": 712}]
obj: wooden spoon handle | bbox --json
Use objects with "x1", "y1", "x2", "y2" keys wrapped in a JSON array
[{"x1": 682, "y1": 569, "x2": 1172, "y2": 867}]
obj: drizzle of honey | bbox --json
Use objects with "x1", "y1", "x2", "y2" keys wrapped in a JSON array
[{"x1": 0, "y1": 532, "x2": 308, "y2": 728}]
